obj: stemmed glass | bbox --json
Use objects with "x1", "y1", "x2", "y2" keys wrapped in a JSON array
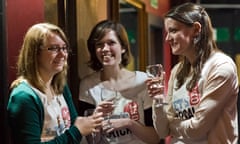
[
  {"x1": 100, "y1": 87, "x2": 117, "y2": 120},
  {"x1": 146, "y1": 64, "x2": 168, "y2": 107},
  {"x1": 100, "y1": 87, "x2": 118, "y2": 143},
  {"x1": 84, "y1": 109, "x2": 98, "y2": 144}
]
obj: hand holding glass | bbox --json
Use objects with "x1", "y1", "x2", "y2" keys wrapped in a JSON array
[
  {"x1": 84, "y1": 109, "x2": 98, "y2": 144},
  {"x1": 100, "y1": 88, "x2": 117, "y2": 119},
  {"x1": 146, "y1": 64, "x2": 168, "y2": 107}
]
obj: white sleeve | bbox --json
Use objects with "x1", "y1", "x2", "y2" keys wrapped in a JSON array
[
  {"x1": 169, "y1": 59, "x2": 238, "y2": 139},
  {"x1": 79, "y1": 78, "x2": 95, "y2": 105}
]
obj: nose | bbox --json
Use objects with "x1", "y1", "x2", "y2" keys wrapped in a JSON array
[
  {"x1": 102, "y1": 43, "x2": 110, "y2": 51},
  {"x1": 57, "y1": 48, "x2": 68, "y2": 57},
  {"x1": 165, "y1": 32, "x2": 170, "y2": 41},
  {"x1": 58, "y1": 48, "x2": 65, "y2": 53}
]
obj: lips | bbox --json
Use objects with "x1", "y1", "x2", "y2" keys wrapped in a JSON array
[
  {"x1": 169, "y1": 41, "x2": 178, "y2": 49},
  {"x1": 53, "y1": 60, "x2": 65, "y2": 66},
  {"x1": 102, "y1": 53, "x2": 113, "y2": 62}
]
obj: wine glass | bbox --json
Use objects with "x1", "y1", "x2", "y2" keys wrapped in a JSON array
[
  {"x1": 100, "y1": 88, "x2": 118, "y2": 143},
  {"x1": 84, "y1": 109, "x2": 98, "y2": 144},
  {"x1": 100, "y1": 87, "x2": 117, "y2": 120},
  {"x1": 146, "y1": 64, "x2": 168, "y2": 107}
]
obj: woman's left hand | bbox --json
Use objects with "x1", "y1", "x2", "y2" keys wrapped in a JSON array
[{"x1": 102, "y1": 118, "x2": 130, "y2": 133}]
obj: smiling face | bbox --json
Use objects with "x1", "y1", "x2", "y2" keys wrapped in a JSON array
[
  {"x1": 95, "y1": 30, "x2": 125, "y2": 68},
  {"x1": 38, "y1": 32, "x2": 68, "y2": 78},
  {"x1": 164, "y1": 17, "x2": 197, "y2": 60}
]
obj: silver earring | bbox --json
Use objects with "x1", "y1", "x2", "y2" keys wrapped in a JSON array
[{"x1": 193, "y1": 36, "x2": 200, "y2": 45}]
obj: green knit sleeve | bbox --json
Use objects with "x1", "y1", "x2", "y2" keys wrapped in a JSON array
[{"x1": 7, "y1": 82, "x2": 44, "y2": 144}]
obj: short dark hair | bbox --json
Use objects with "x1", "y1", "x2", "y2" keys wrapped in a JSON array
[{"x1": 87, "y1": 20, "x2": 132, "y2": 71}]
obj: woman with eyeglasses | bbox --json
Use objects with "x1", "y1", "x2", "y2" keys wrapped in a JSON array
[{"x1": 7, "y1": 23, "x2": 104, "y2": 144}]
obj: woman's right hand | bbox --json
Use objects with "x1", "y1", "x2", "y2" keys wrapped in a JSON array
[
  {"x1": 145, "y1": 78, "x2": 164, "y2": 98},
  {"x1": 74, "y1": 112, "x2": 104, "y2": 136}
]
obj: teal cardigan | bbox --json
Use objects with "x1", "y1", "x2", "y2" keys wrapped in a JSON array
[{"x1": 7, "y1": 82, "x2": 82, "y2": 144}]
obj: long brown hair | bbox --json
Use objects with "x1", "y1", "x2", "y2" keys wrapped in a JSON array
[
  {"x1": 11, "y1": 23, "x2": 69, "y2": 94},
  {"x1": 165, "y1": 2, "x2": 219, "y2": 91}
]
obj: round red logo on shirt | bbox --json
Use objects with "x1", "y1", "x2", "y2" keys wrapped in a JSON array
[{"x1": 123, "y1": 101, "x2": 140, "y2": 121}]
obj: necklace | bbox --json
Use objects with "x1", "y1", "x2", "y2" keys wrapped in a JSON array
[
  {"x1": 49, "y1": 87, "x2": 61, "y2": 106},
  {"x1": 47, "y1": 87, "x2": 63, "y2": 129}
]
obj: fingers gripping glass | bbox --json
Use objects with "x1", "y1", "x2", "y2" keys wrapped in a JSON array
[
  {"x1": 100, "y1": 88, "x2": 117, "y2": 120},
  {"x1": 84, "y1": 109, "x2": 98, "y2": 144},
  {"x1": 146, "y1": 64, "x2": 168, "y2": 107},
  {"x1": 41, "y1": 45, "x2": 71, "y2": 54}
]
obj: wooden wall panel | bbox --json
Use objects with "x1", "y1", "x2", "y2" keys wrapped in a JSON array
[{"x1": 77, "y1": 0, "x2": 108, "y2": 79}]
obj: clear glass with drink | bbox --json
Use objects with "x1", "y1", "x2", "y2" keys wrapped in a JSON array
[{"x1": 146, "y1": 64, "x2": 168, "y2": 107}]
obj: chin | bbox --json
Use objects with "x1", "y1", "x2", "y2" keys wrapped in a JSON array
[
  {"x1": 102, "y1": 61, "x2": 116, "y2": 66},
  {"x1": 171, "y1": 48, "x2": 182, "y2": 55},
  {"x1": 171, "y1": 50, "x2": 179, "y2": 55},
  {"x1": 54, "y1": 67, "x2": 64, "y2": 73}
]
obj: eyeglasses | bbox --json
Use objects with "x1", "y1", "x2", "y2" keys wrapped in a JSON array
[{"x1": 42, "y1": 45, "x2": 71, "y2": 54}]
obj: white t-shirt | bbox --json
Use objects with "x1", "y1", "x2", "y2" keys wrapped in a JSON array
[
  {"x1": 31, "y1": 86, "x2": 71, "y2": 141},
  {"x1": 79, "y1": 71, "x2": 152, "y2": 144}
]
